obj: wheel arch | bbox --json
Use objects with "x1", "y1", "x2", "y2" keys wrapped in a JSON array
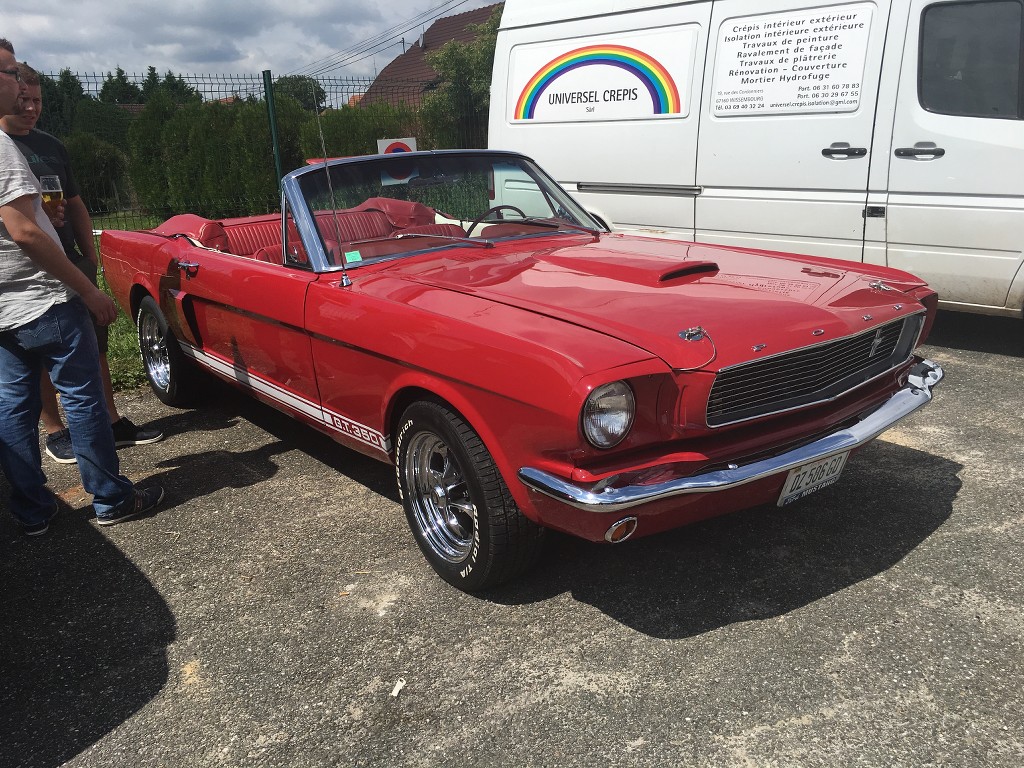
[
  {"x1": 383, "y1": 380, "x2": 542, "y2": 521},
  {"x1": 128, "y1": 282, "x2": 153, "y2": 325}
]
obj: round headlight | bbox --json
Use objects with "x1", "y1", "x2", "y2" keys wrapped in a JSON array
[{"x1": 582, "y1": 381, "x2": 635, "y2": 449}]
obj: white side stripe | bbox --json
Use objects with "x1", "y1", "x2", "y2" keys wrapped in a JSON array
[{"x1": 178, "y1": 341, "x2": 390, "y2": 453}]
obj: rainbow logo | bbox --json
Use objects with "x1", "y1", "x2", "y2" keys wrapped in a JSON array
[{"x1": 515, "y1": 45, "x2": 681, "y2": 120}]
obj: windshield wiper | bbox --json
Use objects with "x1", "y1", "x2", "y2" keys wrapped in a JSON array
[
  {"x1": 392, "y1": 232, "x2": 494, "y2": 248},
  {"x1": 517, "y1": 217, "x2": 602, "y2": 236}
]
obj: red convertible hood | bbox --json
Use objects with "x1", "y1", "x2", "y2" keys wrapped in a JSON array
[{"x1": 396, "y1": 234, "x2": 928, "y2": 370}]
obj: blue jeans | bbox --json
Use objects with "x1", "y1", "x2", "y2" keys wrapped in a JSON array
[{"x1": 0, "y1": 298, "x2": 133, "y2": 525}]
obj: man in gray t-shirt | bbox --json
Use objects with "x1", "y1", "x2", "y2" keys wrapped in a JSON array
[{"x1": 0, "y1": 38, "x2": 163, "y2": 535}]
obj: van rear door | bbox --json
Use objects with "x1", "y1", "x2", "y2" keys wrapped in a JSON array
[
  {"x1": 695, "y1": 0, "x2": 892, "y2": 262},
  {"x1": 883, "y1": 0, "x2": 1024, "y2": 315}
]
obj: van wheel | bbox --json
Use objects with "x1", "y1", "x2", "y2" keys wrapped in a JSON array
[
  {"x1": 137, "y1": 295, "x2": 198, "y2": 406},
  {"x1": 396, "y1": 401, "x2": 544, "y2": 592}
]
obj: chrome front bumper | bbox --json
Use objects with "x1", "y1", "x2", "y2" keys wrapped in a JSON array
[{"x1": 518, "y1": 359, "x2": 944, "y2": 515}]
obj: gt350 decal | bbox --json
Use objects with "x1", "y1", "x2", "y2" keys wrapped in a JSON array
[{"x1": 324, "y1": 410, "x2": 389, "y2": 452}]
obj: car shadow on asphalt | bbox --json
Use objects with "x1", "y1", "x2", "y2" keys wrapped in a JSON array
[
  {"x1": 0, "y1": 493, "x2": 177, "y2": 768},
  {"x1": 925, "y1": 310, "x2": 1023, "y2": 358},
  {"x1": 178, "y1": 379, "x2": 962, "y2": 640},
  {"x1": 489, "y1": 441, "x2": 963, "y2": 638},
  {"x1": 115, "y1": 384, "x2": 398, "y2": 509},
  {"x1": 0, "y1": 386, "x2": 396, "y2": 768},
  {"x1": 197, "y1": 381, "x2": 400, "y2": 501}
]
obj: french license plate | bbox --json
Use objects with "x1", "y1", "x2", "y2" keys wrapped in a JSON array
[{"x1": 777, "y1": 451, "x2": 850, "y2": 507}]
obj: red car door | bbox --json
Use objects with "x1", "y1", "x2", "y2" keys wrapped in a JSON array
[{"x1": 158, "y1": 243, "x2": 322, "y2": 426}]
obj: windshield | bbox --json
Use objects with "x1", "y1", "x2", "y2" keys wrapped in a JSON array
[{"x1": 293, "y1": 152, "x2": 603, "y2": 267}]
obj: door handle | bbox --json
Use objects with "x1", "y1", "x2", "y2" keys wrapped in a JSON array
[
  {"x1": 894, "y1": 143, "x2": 945, "y2": 159},
  {"x1": 821, "y1": 143, "x2": 867, "y2": 159},
  {"x1": 175, "y1": 259, "x2": 200, "y2": 279}
]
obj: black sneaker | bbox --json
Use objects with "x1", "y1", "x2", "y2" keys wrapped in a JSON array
[
  {"x1": 23, "y1": 501, "x2": 59, "y2": 537},
  {"x1": 96, "y1": 486, "x2": 165, "y2": 527},
  {"x1": 111, "y1": 417, "x2": 164, "y2": 447},
  {"x1": 44, "y1": 428, "x2": 76, "y2": 464}
]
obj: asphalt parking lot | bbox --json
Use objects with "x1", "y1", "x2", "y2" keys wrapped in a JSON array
[{"x1": 1, "y1": 309, "x2": 1022, "y2": 768}]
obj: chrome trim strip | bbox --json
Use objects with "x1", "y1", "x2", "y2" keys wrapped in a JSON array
[
  {"x1": 576, "y1": 182, "x2": 702, "y2": 197},
  {"x1": 518, "y1": 360, "x2": 943, "y2": 515}
]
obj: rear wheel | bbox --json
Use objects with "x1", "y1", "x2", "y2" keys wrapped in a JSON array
[
  {"x1": 137, "y1": 295, "x2": 198, "y2": 406},
  {"x1": 396, "y1": 401, "x2": 544, "y2": 592}
]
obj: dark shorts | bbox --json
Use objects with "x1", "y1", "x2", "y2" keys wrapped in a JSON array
[{"x1": 72, "y1": 257, "x2": 108, "y2": 354}]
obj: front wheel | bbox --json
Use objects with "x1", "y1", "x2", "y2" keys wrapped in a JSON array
[
  {"x1": 396, "y1": 401, "x2": 544, "y2": 591},
  {"x1": 137, "y1": 295, "x2": 198, "y2": 406}
]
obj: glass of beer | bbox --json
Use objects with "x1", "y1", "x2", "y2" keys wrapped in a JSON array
[
  {"x1": 40, "y1": 175, "x2": 63, "y2": 205},
  {"x1": 39, "y1": 175, "x2": 63, "y2": 224}
]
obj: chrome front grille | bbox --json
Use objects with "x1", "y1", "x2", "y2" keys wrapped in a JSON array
[{"x1": 706, "y1": 316, "x2": 921, "y2": 427}]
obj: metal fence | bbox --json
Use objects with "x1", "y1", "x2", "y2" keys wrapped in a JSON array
[{"x1": 32, "y1": 71, "x2": 490, "y2": 231}]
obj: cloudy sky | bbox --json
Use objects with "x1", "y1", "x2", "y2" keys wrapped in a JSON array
[{"x1": 3, "y1": 0, "x2": 498, "y2": 80}]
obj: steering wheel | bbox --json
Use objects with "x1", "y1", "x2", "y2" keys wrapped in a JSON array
[{"x1": 466, "y1": 205, "x2": 526, "y2": 236}]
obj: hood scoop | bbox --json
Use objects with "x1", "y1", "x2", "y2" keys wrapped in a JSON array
[
  {"x1": 659, "y1": 261, "x2": 720, "y2": 283},
  {"x1": 538, "y1": 249, "x2": 721, "y2": 287}
]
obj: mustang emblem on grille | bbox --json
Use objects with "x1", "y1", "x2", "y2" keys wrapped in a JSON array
[
  {"x1": 751, "y1": 343, "x2": 767, "y2": 352},
  {"x1": 869, "y1": 328, "x2": 885, "y2": 357}
]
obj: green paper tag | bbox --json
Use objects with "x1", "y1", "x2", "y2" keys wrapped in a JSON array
[{"x1": 344, "y1": 250, "x2": 362, "y2": 263}]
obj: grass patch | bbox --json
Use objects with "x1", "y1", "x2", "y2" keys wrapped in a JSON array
[
  {"x1": 94, "y1": 216, "x2": 157, "y2": 392},
  {"x1": 105, "y1": 301, "x2": 148, "y2": 391}
]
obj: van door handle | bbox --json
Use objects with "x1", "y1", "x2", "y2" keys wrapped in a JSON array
[
  {"x1": 821, "y1": 143, "x2": 867, "y2": 159},
  {"x1": 894, "y1": 143, "x2": 945, "y2": 159}
]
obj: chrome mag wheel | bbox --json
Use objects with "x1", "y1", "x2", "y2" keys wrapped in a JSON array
[
  {"x1": 138, "y1": 309, "x2": 171, "y2": 392},
  {"x1": 402, "y1": 430, "x2": 477, "y2": 564}
]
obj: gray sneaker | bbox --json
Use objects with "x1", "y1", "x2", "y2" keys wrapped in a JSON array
[
  {"x1": 111, "y1": 417, "x2": 165, "y2": 447},
  {"x1": 44, "y1": 428, "x2": 76, "y2": 464},
  {"x1": 23, "y1": 501, "x2": 59, "y2": 537},
  {"x1": 96, "y1": 486, "x2": 165, "y2": 527}
]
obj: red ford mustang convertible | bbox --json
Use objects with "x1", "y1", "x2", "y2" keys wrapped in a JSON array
[{"x1": 101, "y1": 150, "x2": 943, "y2": 591}]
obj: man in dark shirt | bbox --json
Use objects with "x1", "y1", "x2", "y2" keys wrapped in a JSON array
[{"x1": 0, "y1": 62, "x2": 163, "y2": 462}]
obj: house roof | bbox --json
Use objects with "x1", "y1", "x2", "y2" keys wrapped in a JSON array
[{"x1": 360, "y1": 2, "x2": 502, "y2": 108}]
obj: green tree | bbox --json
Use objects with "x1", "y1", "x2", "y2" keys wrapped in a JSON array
[
  {"x1": 419, "y1": 7, "x2": 500, "y2": 148},
  {"x1": 64, "y1": 132, "x2": 131, "y2": 213},
  {"x1": 192, "y1": 102, "x2": 242, "y2": 217},
  {"x1": 232, "y1": 95, "x2": 309, "y2": 213},
  {"x1": 128, "y1": 90, "x2": 177, "y2": 214},
  {"x1": 161, "y1": 102, "x2": 204, "y2": 213},
  {"x1": 141, "y1": 66, "x2": 202, "y2": 104},
  {"x1": 160, "y1": 71, "x2": 202, "y2": 104},
  {"x1": 72, "y1": 98, "x2": 133, "y2": 150},
  {"x1": 141, "y1": 67, "x2": 161, "y2": 102},
  {"x1": 36, "y1": 69, "x2": 85, "y2": 139},
  {"x1": 274, "y1": 75, "x2": 326, "y2": 112},
  {"x1": 99, "y1": 67, "x2": 143, "y2": 104},
  {"x1": 300, "y1": 102, "x2": 417, "y2": 158}
]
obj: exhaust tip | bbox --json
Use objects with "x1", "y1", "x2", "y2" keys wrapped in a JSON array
[{"x1": 604, "y1": 516, "x2": 638, "y2": 543}]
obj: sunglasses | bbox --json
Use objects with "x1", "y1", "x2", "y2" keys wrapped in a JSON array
[{"x1": 0, "y1": 68, "x2": 21, "y2": 82}]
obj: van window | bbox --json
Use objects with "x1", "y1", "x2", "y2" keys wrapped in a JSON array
[{"x1": 919, "y1": 0, "x2": 1023, "y2": 118}]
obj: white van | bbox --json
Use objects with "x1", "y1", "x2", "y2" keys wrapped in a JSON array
[{"x1": 488, "y1": 0, "x2": 1024, "y2": 318}]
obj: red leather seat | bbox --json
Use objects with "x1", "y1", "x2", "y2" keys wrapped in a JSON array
[{"x1": 151, "y1": 214, "x2": 229, "y2": 251}]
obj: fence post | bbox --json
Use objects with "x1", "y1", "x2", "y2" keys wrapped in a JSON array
[{"x1": 262, "y1": 70, "x2": 284, "y2": 185}]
